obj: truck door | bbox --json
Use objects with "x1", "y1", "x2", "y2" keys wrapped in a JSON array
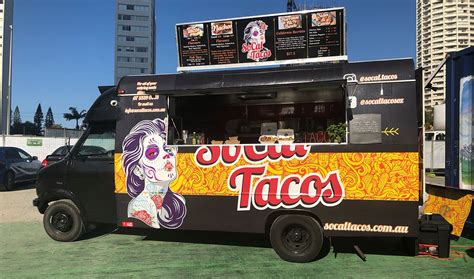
[{"x1": 66, "y1": 123, "x2": 117, "y2": 223}]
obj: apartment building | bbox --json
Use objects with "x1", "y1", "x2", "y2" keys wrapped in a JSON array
[
  {"x1": 114, "y1": 0, "x2": 155, "y2": 84},
  {"x1": 416, "y1": 0, "x2": 474, "y2": 109}
]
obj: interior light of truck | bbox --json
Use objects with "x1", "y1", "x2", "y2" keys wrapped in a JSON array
[{"x1": 239, "y1": 92, "x2": 277, "y2": 100}]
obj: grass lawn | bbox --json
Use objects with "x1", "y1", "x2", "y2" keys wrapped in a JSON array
[
  {"x1": 1, "y1": 222, "x2": 473, "y2": 278},
  {"x1": 461, "y1": 157, "x2": 473, "y2": 187}
]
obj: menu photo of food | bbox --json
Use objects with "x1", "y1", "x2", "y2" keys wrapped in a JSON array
[
  {"x1": 225, "y1": 136, "x2": 240, "y2": 144},
  {"x1": 277, "y1": 129, "x2": 295, "y2": 144},
  {"x1": 211, "y1": 21, "x2": 233, "y2": 36},
  {"x1": 278, "y1": 14, "x2": 303, "y2": 30},
  {"x1": 183, "y1": 24, "x2": 204, "y2": 38},
  {"x1": 259, "y1": 135, "x2": 278, "y2": 144},
  {"x1": 311, "y1": 11, "x2": 337, "y2": 27}
]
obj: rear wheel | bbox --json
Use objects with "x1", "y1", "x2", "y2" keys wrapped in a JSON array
[
  {"x1": 3, "y1": 172, "x2": 15, "y2": 191},
  {"x1": 270, "y1": 214, "x2": 324, "y2": 263},
  {"x1": 43, "y1": 200, "x2": 85, "y2": 242}
]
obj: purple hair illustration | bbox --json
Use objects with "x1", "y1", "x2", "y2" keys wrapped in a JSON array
[{"x1": 122, "y1": 118, "x2": 186, "y2": 229}]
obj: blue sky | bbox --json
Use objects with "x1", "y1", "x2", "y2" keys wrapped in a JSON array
[{"x1": 12, "y1": 0, "x2": 415, "y2": 128}]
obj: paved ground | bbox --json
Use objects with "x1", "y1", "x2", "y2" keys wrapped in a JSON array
[
  {"x1": 0, "y1": 183, "x2": 473, "y2": 278},
  {"x1": 0, "y1": 183, "x2": 41, "y2": 223}
]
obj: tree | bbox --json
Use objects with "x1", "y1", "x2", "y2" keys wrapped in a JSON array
[
  {"x1": 33, "y1": 104, "x2": 44, "y2": 136},
  {"x1": 12, "y1": 106, "x2": 21, "y2": 124},
  {"x1": 22, "y1": 121, "x2": 37, "y2": 135},
  {"x1": 63, "y1": 107, "x2": 87, "y2": 130},
  {"x1": 11, "y1": 106, "x2": 22, "y2": 134},
  {"x1": 45, "y1": 107, "x2": 55, "y2": 128}
]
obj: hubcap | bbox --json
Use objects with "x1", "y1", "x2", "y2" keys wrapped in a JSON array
[
  {"x1": 51, "y1": 211, "x2": 73, "y2": 232},
  {"x1": 284, "y1": 225, "x2": 311, "y2": 252}
]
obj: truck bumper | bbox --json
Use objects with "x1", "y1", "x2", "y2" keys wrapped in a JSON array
[{"x1": 32, "y1": 196, "x2": 46, "y2": 214}]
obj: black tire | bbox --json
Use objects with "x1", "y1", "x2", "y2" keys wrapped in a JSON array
[
  {"x1": 43, "y1": 200, "x2": 85, "y2": 242},
  {"x1": 270, "y1": 214, "x2": 324, "y2": 263},
  {"x1": 4, "y1": 172, "x2": 15, "y2": 191}
]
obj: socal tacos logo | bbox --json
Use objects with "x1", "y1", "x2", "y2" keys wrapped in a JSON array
[
  {"x1": 195, "y1": 145, "x2": 345, "y2": 211},
  {"x1": 241, "y1": 20, "x2": 272, "y2": 62}
]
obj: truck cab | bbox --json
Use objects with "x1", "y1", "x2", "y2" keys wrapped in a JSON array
[{"x1": 34, "y1": 87, "x2": 119, "y2": 241}]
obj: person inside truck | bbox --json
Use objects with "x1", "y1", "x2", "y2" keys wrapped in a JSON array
[{"x1": 122, "y1": 118, "x2": 187, "y2": 229}]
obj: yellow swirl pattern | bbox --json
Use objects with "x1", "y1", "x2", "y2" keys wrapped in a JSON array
[
  {"x1": 424, "y1": 187, "x2": 473, "y2": 236},
  {"x1": 115, "y1": 152, "x2": 419, "y2": 201}
]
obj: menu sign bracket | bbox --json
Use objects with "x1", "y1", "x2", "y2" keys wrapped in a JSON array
[
  {"x1": 176, "y1": 7, "x2": 346, "y2": 72},
  {"x1": 178, "y1": 55, "x2": 348, "y2": 72}
]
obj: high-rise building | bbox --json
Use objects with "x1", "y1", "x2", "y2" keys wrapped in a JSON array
[
  {"x1": 114, "y1": 0, "x2": 155, "y2": 84},
  {"x1": 416, "y1": 0, "x2": 474, "y2": 109},
  {"x1": 0, "y1": 0, "x2": 13, "y2": 135}
]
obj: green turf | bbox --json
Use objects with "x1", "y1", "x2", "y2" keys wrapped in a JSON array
[
  {"x1": 461, "y1": 157, "x2": 473, "y2": 186},
  {"x1": 1, "y1": 222, "x2": 473, "y2": 278}
]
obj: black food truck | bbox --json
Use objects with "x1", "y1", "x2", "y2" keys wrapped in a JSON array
[{"x1": 34, "y1": 58, "x2": 429, "y2": 262}]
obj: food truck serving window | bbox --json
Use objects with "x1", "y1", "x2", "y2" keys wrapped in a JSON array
[{"x1": 168, "y1": 83, "x2": 347, "y2": 145}]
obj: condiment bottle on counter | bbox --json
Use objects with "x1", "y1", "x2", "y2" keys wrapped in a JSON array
[
  {"x1": 182, "y1": 130, "x2": 188, "y2": 143},
  {"x1": 192, "y1": 132, "x2": 197, "y2": 145}
]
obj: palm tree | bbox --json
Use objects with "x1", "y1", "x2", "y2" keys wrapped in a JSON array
[{"x1": 63, "y1": 107, "x2": 87, "y2": 130}]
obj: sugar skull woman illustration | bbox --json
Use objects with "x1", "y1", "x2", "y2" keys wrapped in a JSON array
[
  {"x1": 122, "y1": 118, "x2": 186, "y2": 228},
  {"x1": 242, "y1": 20, "x2": 271, "y2": 62}
]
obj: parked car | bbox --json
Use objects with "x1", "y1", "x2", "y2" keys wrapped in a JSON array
[
  {"x1": 0, "y1": 147, "x2": 42, "y2": 190},
  {"x1": 42, "y1": 145, "x2": 108, "y2": 167},
  {"x1": 41, "y1": 145, "x2": 71, "y2": 168}
]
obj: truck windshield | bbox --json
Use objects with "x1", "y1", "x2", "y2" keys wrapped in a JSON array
[{"x1": 76, "y1": 126, "x2": 115, "y2": 158}]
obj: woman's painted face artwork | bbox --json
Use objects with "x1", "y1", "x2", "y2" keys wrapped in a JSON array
[
  {"x1": 121, "y1": 118, "x2": 186, "y2": 229},
  {"x1": 140, "y1": 134, "x2": 177, "y2": 182},
  {"x1": 249, "y1": 25, "x2": 265, "y2": 44}
]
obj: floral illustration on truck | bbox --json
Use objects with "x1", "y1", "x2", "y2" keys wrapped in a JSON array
[{"x1": 122, "y1": 118, "x2": 186, "y2": 228}]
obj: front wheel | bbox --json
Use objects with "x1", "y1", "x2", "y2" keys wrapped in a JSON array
[
  {"x1": 270, "y1": 214, "x2": 324, "y2": 263},
  {"x1": 43, "y1": 200, "x2": 85, "y2": 242}
]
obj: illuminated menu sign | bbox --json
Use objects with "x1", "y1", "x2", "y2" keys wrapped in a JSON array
[{"x1": 176, "y1": 8, "x2": 346, "y2": 71}]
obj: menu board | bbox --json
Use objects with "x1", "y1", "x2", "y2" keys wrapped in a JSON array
[
  {"x1": 209, "y1": 21, "x2": 238, "y2": 65},
  {"x1": 176, "y1": 8, "x2": 346, "y2": 71},
  {"x1": 177, "y1": 24, "x2": 210, "y2": 67},
  {"x1": 275, "y1": 14, "x2": 307, "y2": 60},
  {"x1": 307, "y1": 11, "x2": 342, "y2": 57}
]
